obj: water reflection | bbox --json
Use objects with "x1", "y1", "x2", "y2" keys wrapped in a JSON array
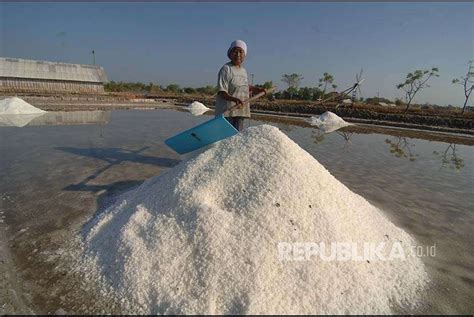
[
  {"x1": 434, "y1": 144, "x2": 465, "y2": 170},
  {"x1": 0, "y1": 113, "x2": 45, "y2": 127},
  {"x1": 311, "y1": 129, "x2": 325, "y2": 144},
  {"x1": 278, "y1": 122, "x2": 295, "y2": 133},
  {"x1": 252, "y1": 113, "x2": 472, "y2": 175},
  {"x1": 382, "y1": 137, "x2": 466, "y2": 169},
  {"x1": 251, "y1": 113, "x2": 474, "y2": 147},
  {"x1": 335, "y1": 130, "x2": 353, "y2": 145},
  {"x1": 310, "y1": 128, "x2": 353, "y2": 146},
  {"x1": 0, "y1": 111, "x2": 111, "y2": 127},
  {"x1": 385, "y1": 136, "x2": 418, "y2": 161}
]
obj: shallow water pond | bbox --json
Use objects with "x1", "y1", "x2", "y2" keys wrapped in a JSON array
[{"x1": 0, "y1": 108, "x2": 472, "y2": 314}]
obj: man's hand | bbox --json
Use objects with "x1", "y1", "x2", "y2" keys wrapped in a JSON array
[
  {"x1": 233, "y1": 97, "x2": 244, "y2": 107},
  {"x1": 218, "y1": 91, "x2": 244, "y2": 106}
]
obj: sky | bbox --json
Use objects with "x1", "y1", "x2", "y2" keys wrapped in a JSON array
[{"x1": 1, "y1": 2, "x2": 473, "y2": 106}]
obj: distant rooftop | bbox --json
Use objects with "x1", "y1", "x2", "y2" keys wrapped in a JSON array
[{"x1": 0, "y1": 57, "x2": 108, "y2": 83}]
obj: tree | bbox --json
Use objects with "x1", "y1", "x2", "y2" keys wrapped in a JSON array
[
  {"x1": 286, "y1": 87, "x2": 299, "y2": 99},
  {"x1": 166, "y1": 84, "x2": 181, "y2": 93},
  {"x1": 281, "y1": 73, "x2": 304, "y2": 88},
  {"x1": 395, "y1": 98, "x2": 405, "y2": 107},
  {"x1": 184, "y1": 87, "x2": 196, "y2": 94},
  {"x1": 396, "y1": 67, "x2": 439, "y2": 112},
  {"x1": 254, "y1": 81, "x2": 274, "y2": 90},
  {"x1": 196, "y1": 85, "x2": 217, "y2": 95},
  {"x1": 262, "y1": 81, "x2": 273, "y2": 89},
  {"x1": 298, "y1": 87, "x2": 314, "y2": 100},
  {"x1": 311, "y1": 87, "x2": 324, "y2": 100},
  {"x1": 146, "y1": 82, "x2": 154, "y2": 92},
  {"x1": 365, "y1": 96, "x2": 393, "y2": 105},
  {"x1": 253, "y1": 81, "x2": 275, "y2": 100},
  {"x1": 104, "y1": 81, "x2": 151, "y2": 92},
  {"x1": 202, "y1": 85, "x2": 217, "y2": 95},
  {"x1": 149, "y1": 84, "x2": 162, "y2": 94},
  {"x1": 452, "y1": 60, "x2": 474, "y2": 114},
  {"x1": 318, "y1": 72, "x2": 335, "y2": 96},
  {"x1": 281, "y1": 74, "x2": 303, "y2": 99},
  {"x1": 281, "y1": 73, "x2": 303, "y2": 89}
]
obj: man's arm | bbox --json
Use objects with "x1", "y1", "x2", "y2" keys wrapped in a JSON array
[{"x1": 218, "y1": 91, "x2": 243, "y2": 106}]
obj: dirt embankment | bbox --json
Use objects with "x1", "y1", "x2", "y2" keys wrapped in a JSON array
[
  {"x1": 3, "y1": 92, "x2": 472, "y2": 132},
  {"x1": 258, "y1": 103, "x2": 472, "y2": 130},
  {"x1": 173, "y1": 94, "x2": 473, "y2": 131}
]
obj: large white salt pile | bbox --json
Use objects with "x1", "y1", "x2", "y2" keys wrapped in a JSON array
[
  {"x1": 0, "y1": 97, "x2": 46, "y2": 115},
  {"x1": 82, "y1": 125, "x2": 427, "y2": 314},
  {"x1": 187, "y1": 101, "x2": 210, "y2": 116},
  {"x1": 305, "y1": 111, "x2": 351, "y2": 133}
]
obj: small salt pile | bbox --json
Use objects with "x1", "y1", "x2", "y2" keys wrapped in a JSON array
[
  {"x1": 187, "y1": 101, "x2": 210, "y2": 116},
  {"x1": 0, "y1": 97, "x2": 46, "y2": 115},
  {"x1": 305, "y1": 111, "x2": 351, "y2": 133},
  {"x1": 82, "y1": 125, "x2": 427, "y2": 314}
]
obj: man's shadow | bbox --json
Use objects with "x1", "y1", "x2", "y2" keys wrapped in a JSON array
[{"x1": 56, "y1": 145, "x2": 181, "y2": 217}]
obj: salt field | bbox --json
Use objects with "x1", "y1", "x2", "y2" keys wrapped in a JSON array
[{"x1": 0, "y1": 108, "x2": 473, "y2": 314}]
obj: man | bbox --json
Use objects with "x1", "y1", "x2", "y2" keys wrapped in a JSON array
[{"x1": 215, "y1": 40, "x2": 265, "y2": 131}]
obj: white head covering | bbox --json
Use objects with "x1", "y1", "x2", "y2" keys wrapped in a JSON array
[{"x1": 227, "y1": 40, "x2": 247, "y2": 58}]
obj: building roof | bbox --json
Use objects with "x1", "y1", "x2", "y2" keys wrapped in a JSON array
[{"x1": 0, "y1": 57, "x2": 108, "y2": 83}]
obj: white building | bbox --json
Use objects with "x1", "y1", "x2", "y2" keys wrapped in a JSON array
[{"x1": 0, "y1": 57, "x2": 108, "y2": 94}]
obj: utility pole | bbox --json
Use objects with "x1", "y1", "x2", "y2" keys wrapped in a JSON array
[
  {"x1": 251, "y1": 74, "x2": 254, "y2": 85},
  {"x1": 92, "y1": 50, "x2": 96, "y2": 65}
]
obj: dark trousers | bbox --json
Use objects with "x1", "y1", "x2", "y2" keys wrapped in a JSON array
[{"x1": 225, "y1": 116, "x2": 245, "y2": 132}]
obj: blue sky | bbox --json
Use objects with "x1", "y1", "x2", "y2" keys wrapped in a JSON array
[{"x1": 1, "y1": 2, "x2": 473, "y2": 106}]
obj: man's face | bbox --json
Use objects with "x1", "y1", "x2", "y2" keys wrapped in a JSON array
[{"x1": 230, "y1": 47, "x2": 245, "y2": 66}]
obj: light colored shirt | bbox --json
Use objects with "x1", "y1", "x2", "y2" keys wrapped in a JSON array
[{"x1": 215, "y1": 62, "x2": 250, "y2": 118}]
